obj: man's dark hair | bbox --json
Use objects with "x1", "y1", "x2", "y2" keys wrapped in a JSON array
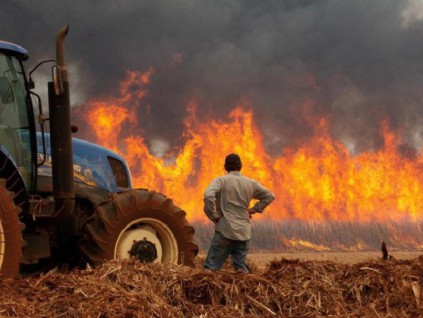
[{"x1": 224, "y1": 153, "x2": 242, "y2": 172}]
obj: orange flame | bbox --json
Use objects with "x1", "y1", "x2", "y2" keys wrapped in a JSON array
[
  {"x1": 85, "y1": 69, "x2": 154, "y2": 151},
  {"x1": 80, "y1": 69, "x2": 423, "y2": 222}
]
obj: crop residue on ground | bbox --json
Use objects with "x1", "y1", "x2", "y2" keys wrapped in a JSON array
[{"x1": 1, "y1": 256, "x2": 423, "y2": 317}]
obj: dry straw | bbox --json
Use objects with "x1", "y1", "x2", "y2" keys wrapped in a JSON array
[{"x1": 0, "y1": 256, "x2": 422, "y2": 317}]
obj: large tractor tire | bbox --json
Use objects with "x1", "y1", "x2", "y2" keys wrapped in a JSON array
[
  {"x1": 80, "y1": 189, "x2": 198, "y2": 267},
  {"x1": 0, "y1": 179, "x2": 24, "y2": 278}
]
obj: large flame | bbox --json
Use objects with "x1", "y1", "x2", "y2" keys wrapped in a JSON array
[{"x1": 78, "y1": 69, "x2": 423, "y2": 222}]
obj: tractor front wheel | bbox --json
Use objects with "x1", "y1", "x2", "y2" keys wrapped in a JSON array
[{"x1": 80, "y1": 189, "x2": 198, "y2": 267}]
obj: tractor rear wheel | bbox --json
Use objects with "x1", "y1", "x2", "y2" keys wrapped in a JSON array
[
  {"x1": 80, "y1": 189, "x2": 198, "y2": 267},
  {"x1": 0, "y1": 179, "x2": 24, "y2": 278}
]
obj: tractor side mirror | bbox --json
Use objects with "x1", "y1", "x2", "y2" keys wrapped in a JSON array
[{"x1": 0, "y1": 77, "x2": 15, "y2": 104}]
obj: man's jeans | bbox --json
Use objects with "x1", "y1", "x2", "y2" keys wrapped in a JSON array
[{"x1": 204, "y1": 231, "x2": 250, "y2": 272}]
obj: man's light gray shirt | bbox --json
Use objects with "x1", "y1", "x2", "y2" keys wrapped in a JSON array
[{"x1": 204, "y1": 171, "x2": 275, "y2": 241}]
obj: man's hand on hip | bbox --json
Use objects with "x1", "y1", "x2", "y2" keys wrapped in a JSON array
[{"x1": 247, "y1": 208, "x2": 256, "y2": 219}]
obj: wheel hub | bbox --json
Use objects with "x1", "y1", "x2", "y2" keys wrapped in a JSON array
[{"x1": 129, "y1": 238, "x2": 158, "y2": 263}]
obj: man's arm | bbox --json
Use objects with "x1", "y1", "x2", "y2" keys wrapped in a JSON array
[
  {"x1": 203, "y1": 178, "x2": 222, "y2": 223},
  {"x1": 251, "y1": 182, "x2": 275, "y2": 213}
]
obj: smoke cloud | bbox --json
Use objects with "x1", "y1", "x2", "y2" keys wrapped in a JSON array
[{"x1": 2, "y1": 0, "x2": 423, "y2": 154}]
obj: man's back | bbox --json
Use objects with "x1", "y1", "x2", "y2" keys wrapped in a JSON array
[{"x1": 204, "y1": 171, "x2": 275, "y2": 241}]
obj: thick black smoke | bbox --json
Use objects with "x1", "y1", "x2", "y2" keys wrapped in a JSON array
[{"x1": 2, "y1": 0, "x2": 422, "y2": 155}]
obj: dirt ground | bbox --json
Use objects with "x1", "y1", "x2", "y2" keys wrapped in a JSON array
[{"x1": 231, "y1": 250, "x2": 423, "y2": 268}]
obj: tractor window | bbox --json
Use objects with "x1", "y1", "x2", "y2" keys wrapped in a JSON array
[
  {"x1": 107, "y1": 156, "x2": 130, "y2": 189},
  {"x1": 0, "y1": 52, "x2": 33, "y2": 187}
]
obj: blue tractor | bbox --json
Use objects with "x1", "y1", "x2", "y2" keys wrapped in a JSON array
[{"x1": 0, "y1": 26, "x2": 198, "y2": 277}]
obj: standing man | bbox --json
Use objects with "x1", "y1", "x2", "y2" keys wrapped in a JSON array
[{"x1": 203, "y1": 153, "x2": 275, "y2": 272}]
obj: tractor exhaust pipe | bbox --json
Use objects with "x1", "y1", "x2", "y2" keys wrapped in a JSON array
[
  {"x1": 48, "y1": 24, "x2": 75, "y2": 211},
  {"x1": 56, "y1": 25, "x2": 69, "y2": 82}
]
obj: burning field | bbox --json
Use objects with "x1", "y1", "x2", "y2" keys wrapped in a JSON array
[
  {"x1": 2, "y1": 256, "x2": 423, "y2": 317},
  {"x1": 70, "y1": 68, "x2": 423, "y2": 252},
  {"x1": 72, "y1": 69, "x2": 423, "y2": 223}
]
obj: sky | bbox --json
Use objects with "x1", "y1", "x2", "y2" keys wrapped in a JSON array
[{"x1": 2, "y1": 0, "x2": 423, "y2": 156}]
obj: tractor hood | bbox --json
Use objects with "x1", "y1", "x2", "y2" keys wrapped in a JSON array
[{"x1": 36, "y1": 133, "x2": 132, "y2": 192}]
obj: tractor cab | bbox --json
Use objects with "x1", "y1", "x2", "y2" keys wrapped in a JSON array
[{"x1": 0, "y1": 41, "x2": 36, "y2": 192}]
